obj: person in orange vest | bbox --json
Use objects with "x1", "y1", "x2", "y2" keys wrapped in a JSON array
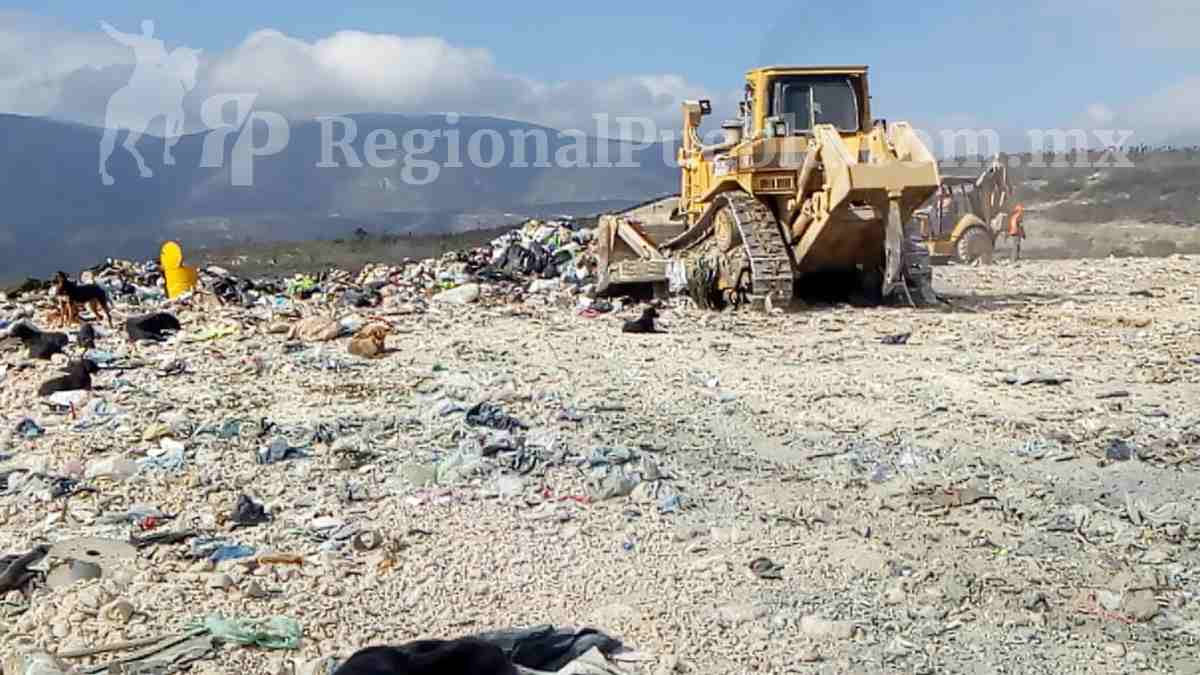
[{"x1": 1007, "y1": 204, "x2": 1027, "y2": 262}]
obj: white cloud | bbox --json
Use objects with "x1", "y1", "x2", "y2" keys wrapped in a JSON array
[
  {"x1": 0, "y1": 15, "x2": 721, "y2": 138},
  {"x1": 204, "y1": 30, "x2": 497, "y2": 115},
  {"x1": 0, "y1": 12, "x2": 131, "y2": 116},
  {"x1": 200, "y1": 29, "x2": 724, "y2": 136},
  {"x1": 1076, "y1": 77, "x2": 1200, "y2": 144}
]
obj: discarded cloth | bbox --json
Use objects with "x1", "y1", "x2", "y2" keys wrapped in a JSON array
[
  {"x1": 15, "y1": 418, "x2": 43, "y2": 439},
  {"x1": 193, "y1": 615, "x2": 302, "y2": 650},
  {"x1": 466, "y1": 402, "x2": 529, "y2": 432},
  {"x1": 333, "y1": 639, "x2": 514, "y2": 675},
  {"x1": 470, "y1": 625, "x2": 624, "y2": 672},
  {"x1": 139, "y1": 444, "x2": 187, "y2": 472},
  {"x1": 98, "y1": 632, "x2": 217, "y2": 674},
  {"x1": 258, "y1": 437, "x2": 311, "y2": 465},
  {"x1": 188, "y1": 537, "x2": 241, "y2": 560},
  {"x1": 588, "y1": 470, "x2": 639, "y2": 501},
  {"x1": 209, "y1": 544, "x2": 256, "y2": 563},
  {"x1": 0, "y1": 545, "x2": 50, "y2": 594},
  {"x1": 230, "y1": 495, "x2": 271, "y2": 527},
  {"x1": 333, "y1": 626, "x2": 625, "y2": 675},
  {"x1": 528, "y1": 647, "x2": 629, "y2": 675}
]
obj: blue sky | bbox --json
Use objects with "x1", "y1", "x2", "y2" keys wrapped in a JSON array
[{"x1": 2, "y1": 1, "x2": 1198, "y2": 145}]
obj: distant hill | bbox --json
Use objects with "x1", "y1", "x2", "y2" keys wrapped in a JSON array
[
  {"x1": 0, "y1": 113, "x2": 678, "y2": 279},
  {"x1": 5, "y1": 112, "x2": 1196, "y2": 282},
  {"x1": 941, "y1": 150, "x2": 1200, "y2": 227},
  {"x1": 1008, "y1": 150, "x2": 1200, "y2": 227}
]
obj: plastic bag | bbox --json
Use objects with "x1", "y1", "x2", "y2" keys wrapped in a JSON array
[{"x1": 195, "y1": 614, "x2": 302, "y2": 650}]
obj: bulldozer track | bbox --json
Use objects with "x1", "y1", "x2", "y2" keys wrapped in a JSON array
[{"x1": 716, "y1": 192, "x2": 796, "y2": 305}]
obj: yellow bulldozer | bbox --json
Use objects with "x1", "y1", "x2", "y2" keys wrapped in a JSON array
[{"x1": 595, "y1": 65, "x2": 942, "y2": 309}]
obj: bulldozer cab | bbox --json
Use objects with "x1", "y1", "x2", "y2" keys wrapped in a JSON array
[
  {"x1": 762, "y1": 73, "x2": 864, "y2": 136},
  {"x1": 679, "y1": 66, "x2": 880, "y2": 225},
  {"x1": 743, "y1": 66, "x2": 870, "y2": 140}
]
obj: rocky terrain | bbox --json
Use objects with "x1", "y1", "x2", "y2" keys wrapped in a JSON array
[{"x1": 0, "y1": 251, "x2": 1198, "y2": 674}]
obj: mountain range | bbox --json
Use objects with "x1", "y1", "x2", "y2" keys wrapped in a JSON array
[{"x1": 0, "y1": 113, "x2": 678, "y2": 279}]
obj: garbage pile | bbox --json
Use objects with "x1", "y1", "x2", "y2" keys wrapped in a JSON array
[
  {"x1": 6, "y1": 220, "x2": 1195, "y2": 673},
  {"x1": 484, "y1": 219, "x2": 597, "y2": 285},
  {"x1": 2, "y1": 218, "x2": 602, "y2": 323},
  {"x1": 0, "y1": 217, "x2": 674, "y2": 675}
]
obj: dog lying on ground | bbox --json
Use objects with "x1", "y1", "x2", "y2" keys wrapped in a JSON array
[
  {"x1": 125, "y1": 313, "x2": 181, "y2": 343},
  {"x1": 37, "y1": 359, "x2": 99, "y2": 397},
  {"x1": 621, "y1": 306, "x2": 664, "y2": 334},
  {"x1": 347, "y1": 323, "x2": 392, "y2": 359},
  {"x1": 51, "y1": 272, "x2": 113, "y2": 327},
  {"x1": 333, "y1": 639, "x2": 516, "y2": 675},
  {"x1": 7, "y1": 322, "x2": 69, "y2": 360}
]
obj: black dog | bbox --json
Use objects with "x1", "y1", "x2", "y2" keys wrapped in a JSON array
[
  {"x1": 38, "y1": 359, "x2": 99, "y2": 397},
  {"x1": 52, "y1": 271, "x2": 113, "y2": 327},
  {"x1": 125, "y1": 313, "x2": 181, "y2": 343},
  {"x1": 78, "y1": 322, "x2": 97, "y2": 350},
  {"x1": 621, "y1": 306, "x2": 663, "y2": 334},
  {"x1": 8, "y1": 322, "x2": 69, "y2": 360},
  {"x1": 334, "y1": 639, "x2": 516, "y2": 675}
]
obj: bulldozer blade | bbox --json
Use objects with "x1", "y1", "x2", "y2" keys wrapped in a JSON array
[{"x1": 881, "y1": 197, "x2": 904, "y2": 298}]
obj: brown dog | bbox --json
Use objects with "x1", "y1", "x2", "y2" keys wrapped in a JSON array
[
  {"x1": 51, "y1": 272, "x2": 113, "y2": 327},
  {"x1": 348, "y1": 323, "x2": 391, "y2": 359}
]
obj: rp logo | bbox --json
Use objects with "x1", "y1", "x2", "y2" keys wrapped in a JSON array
[
  {"x1": 198, "y1": 94, "x2": 290, "y2": 187},
  {"x1": 97, "y1": 19, "x2": 290, "y2": 188},
  {"x1": 98, "y1": 19, "x2": 201, "y2": 186}
]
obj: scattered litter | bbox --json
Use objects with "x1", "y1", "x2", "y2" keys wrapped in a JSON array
[
  {"x1": 209, "y1": 545, "x2": 256, "y2": 563},
  {"x1": 0, "y1": 221, "x2": 1193, "y2": 672},
  {"x1": 1105, "y1": 439, "x2": 1136, "y2": 462},
  {"x1": 466, "y1": 401, "x2": 529, "y2": 431},
  {"x1": 193, "y1": 614, "x2": 303, "y2": 650},
  {"x1": 1003, "y1": 373, "x2": 1072, "y2": 386},
  {"x1": 230, "y1": 495, "x2": 271, "y2": 527},
  {"x1": 749, "y1": 557, "x2": 784, "y2": 580},
  {"x1": 257, "y1": 437, "x2": 311, "y2": 465},
  {"x1": 15, "y1": 418, "x2": 43, "y2": 438}
]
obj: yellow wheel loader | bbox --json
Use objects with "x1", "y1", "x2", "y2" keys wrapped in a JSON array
[
  {"x1": 915, "y1": 156, "x2": 1014, "y2": 264},
  {"x1": 595, "y1": 65, "x2": 942, "y2": 309}
]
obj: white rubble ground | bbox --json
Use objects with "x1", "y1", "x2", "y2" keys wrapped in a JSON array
[{"x1": 0, "y1": 255, "x2": 1199, "y2": 674}]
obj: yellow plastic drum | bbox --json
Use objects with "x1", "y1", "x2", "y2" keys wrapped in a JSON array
[
  {"x1": 160, "y1": 241, "x2": 198, "y2": 299},
  {"x1": 165, "y1": 266, "x2": 198, "y2": 299},
  {"x1": 160, "y1": 241, "x2": 183, "y2": 270}
]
